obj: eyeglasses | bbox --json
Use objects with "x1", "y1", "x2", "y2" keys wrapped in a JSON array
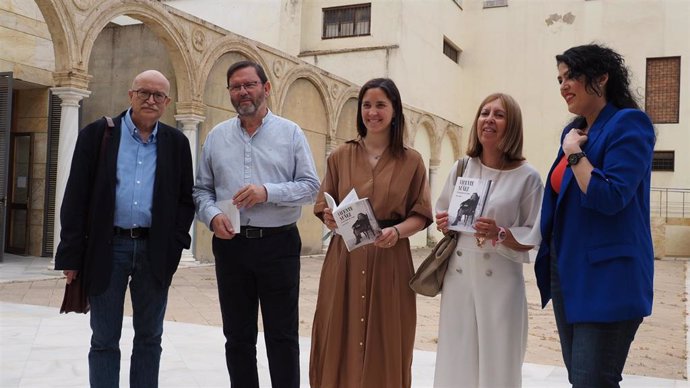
[
  {"x1": 132, "y1": 89, "x2": 168, "y2": 104},
  {"x1": 227, "y1": 81, "x2": 261, "y2": 93}
]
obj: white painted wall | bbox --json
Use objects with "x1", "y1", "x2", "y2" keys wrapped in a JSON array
[
  {"x1": 137, "y1": 1, "x2": 690, "y2": 191},
  {"x1": 162, "y1": 0, "x2": 302, "y2": 54},
  {"x1": 457, "y1": 0, "x2": 690, "y2": 189}
]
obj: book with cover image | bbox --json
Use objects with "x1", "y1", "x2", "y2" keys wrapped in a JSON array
[
  {"x1": 324, "y1": 188, "x2": 382, "y2": 252},
  {"x1": 447, "y1": 177, "x2": 493, "y2": 234}
]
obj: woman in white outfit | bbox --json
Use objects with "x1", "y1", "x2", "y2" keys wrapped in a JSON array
[{"x1": 434, "y1": 93, "x2": 544, "y2": 388}]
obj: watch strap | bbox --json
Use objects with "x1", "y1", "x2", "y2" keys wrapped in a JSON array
[
  {"x1": 568, "y1": 151, "x2": 586, "y2": 166},
  {"x1": 493, "y1": 226, "x2": 507, "y2": 246}
]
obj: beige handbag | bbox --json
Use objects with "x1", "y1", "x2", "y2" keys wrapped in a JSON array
[
  {"x1": 409, "y1": 232, "x2": 458, "y2": 296},
  {"x1": 409, "y1": 157, "x2": 467, "y2": 297}
]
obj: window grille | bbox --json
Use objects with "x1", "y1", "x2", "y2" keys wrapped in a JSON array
[
  {"x1": 483, "y1": 0, "x2": 508, "y2": 8},
  {"x1": 652, "y1": 151, "x2": 675, "y2": 172},
  {"x1": 443, "y1": 39, "x2": 460, "y2": 63},
  {"x1": 323, "y1": 4, "x2": 371, "y2": 39}
]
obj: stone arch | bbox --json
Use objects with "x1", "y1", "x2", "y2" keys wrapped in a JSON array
[
  {"x1": 196, "y1": 37, "x2": 272, "y2": 106},
  {"x1": 79, "y1": 2, "x2": 193, "y2": 102},
  {"x1": 276, "y1": 71, "x2": 331, "y2": 255},
  {"x1": 33, "y1": 1, "x2": 73, "y2": 73},
  {"x1": 332, "y1": 87, "x2": 359, "y2": 140},
  {"x1": 441, "y1": 124, "x2": 463, "y2": 160},
  {"x1": 275, "y1": 66, "x2": 332, "y2": 125},
  {"x1": 409, "y1": 113, "x2": 437, "y2": 151}
]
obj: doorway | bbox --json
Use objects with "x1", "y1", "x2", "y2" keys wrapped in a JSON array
[
  {"x1": 0, "y1": 72, "x2": 12, "y2": 262},
  {"x1": 5, "y1": 133, "x2": 32, "y2": 255}
]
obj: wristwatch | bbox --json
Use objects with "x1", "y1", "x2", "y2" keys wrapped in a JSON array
[
  {"x1": 492, "y1": 227, "x2": 507, "y2": 247},
  {"x1": 496, "y1": 227, "x2": 507, "y2": 243},
  {"x1": 567, "y1": 151, "x2": 586, "y2": 166}
]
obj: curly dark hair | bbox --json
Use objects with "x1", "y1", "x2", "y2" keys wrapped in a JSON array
[
  {"x1": 356, "y1": 78, "x2": 406, "y2": 159},
  {"x1": 556, "y1": 44, "x2": 639, "y2": 110}
]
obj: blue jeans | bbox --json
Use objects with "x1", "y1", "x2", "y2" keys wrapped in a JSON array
[
  {"x1": 550, "y1": 248, "x2": 642, "y2": 388},
  {"x1": 88, "y1": 236, "x2": 169, "y2": 388}
]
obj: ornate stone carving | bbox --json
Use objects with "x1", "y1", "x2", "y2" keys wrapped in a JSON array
[
  {"x1": 192, "y1": 29, "x2": 206, "y2": 52},
  {"x1": 273, "y1": 59, "x2": 286, "y2": 78},
  {"x1": 329, "y1": 82, "x2": 342, "y2": 99},
  {"x1": 73, "y1": 0, "x2": 93, "y2": 11}
]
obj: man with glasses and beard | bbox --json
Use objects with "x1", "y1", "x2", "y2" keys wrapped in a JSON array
[
  {"x1": 55, "y1": 70, "x2": 195, "y2": 388},
  {"x1": 194, "y1": 60, "x2": 319, "y2": 388}
]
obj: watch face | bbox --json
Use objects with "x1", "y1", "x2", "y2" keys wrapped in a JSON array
[{"x1": 568, "y1": 153, "x2": 583, "y2": 165}]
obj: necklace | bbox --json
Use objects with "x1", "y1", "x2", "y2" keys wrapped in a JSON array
[
  {"x1": 476, "y1": 157, "x2": 506, "y2": 247},
  {"x1": 363, "y1": 142, "x2": 387, "y2": 160}
]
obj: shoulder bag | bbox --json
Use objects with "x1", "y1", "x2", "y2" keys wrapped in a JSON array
[
  {"x1": 409, "y1": 157, "x2": 468, "y2": 297},
  {"x1": 60, "y1": 116, "x2": 114, "y2": 314}
]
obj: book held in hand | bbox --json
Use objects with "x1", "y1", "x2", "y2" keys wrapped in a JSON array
[
  {"x1": 215, "y1": 199, "x2": 241, "y2": 233},
  {"x1": 447, "y1": 177, "x2": 492, "y2": 233},
  {"x1": 324, "y1": 188, "x2": 382, "y2": 252}
]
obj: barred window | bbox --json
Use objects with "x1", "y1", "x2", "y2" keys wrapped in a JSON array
[
  {"x1": 645, "y1": 57, "x2": 681, "y2": 124},
  {"x1": 443, "y1": 39, "x2": 460, "y2": 63},
  {"x1": 323, "y1": 4, "x2": 371, "y2": 39},
  {"x1": 483, "y1": 0, "x2": 508, "y2": 8},
  {"x1": 652, "y1": 151, "x2": 674, "y2": 172}
]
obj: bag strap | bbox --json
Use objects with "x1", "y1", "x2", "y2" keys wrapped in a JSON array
[
  {"x1": 455, "y1": 156, "x2": 468, "y2": 180},
  {"x1": 101, "y1": 116, "x2": 114, "y2": 159}
]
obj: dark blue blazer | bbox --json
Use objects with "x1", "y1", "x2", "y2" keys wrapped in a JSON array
[
  {"x1": 55, "y1": 111, "x2": 195, "y2": 295},
  {"x1": 535, "y1": 103, "x2": 655, "y2": 323}
]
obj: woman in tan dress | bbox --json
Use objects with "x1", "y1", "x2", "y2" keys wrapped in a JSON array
[{"x1": 309, "y1": 78, "x2": 432, "y2": 388}]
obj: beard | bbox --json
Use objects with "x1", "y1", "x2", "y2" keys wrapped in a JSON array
[
  {"x1": 235, "y1": 101, "x2": 257, "y2": 115},
  {"x1": 232, "y1": 94, "x2": 264, "y2": 116}
]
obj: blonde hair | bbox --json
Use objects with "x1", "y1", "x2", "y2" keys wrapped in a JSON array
[{"x1": 466, "y1": 93, "x2": 525, "y2": 162}]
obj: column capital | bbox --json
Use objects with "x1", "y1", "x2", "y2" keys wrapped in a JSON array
[
  {"x1": 50, "y1": 87, "x2": 91, "y2": 107},
  {"x1": 174, "y1": 113, "x2": 206, "y2": 126},
  {"x1": 428, "y1": 158, "x2": 441, "y2": 168},
  {"x1": 53, "y1": 70, "x2": 92, "y2": 90},
  {"x1": 176, "y1": 100, "x2": 207, "y2": 117},
  {"x1": 325, "y1": 137, "x2": 338, "y2": 156}
]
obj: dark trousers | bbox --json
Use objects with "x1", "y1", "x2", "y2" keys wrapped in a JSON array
[
  {"x1": 213, "y1": 228, "x2": 301, "y2": 388},
  {"x1": 550, "y1": 248, "x2": 642, "y2": 388},
  {"x1": 89, "y1": 236, "x2": 169, "y2": 388}
]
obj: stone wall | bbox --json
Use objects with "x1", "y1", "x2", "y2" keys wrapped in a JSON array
[{"x1": 652, "y1": 216, "x2": 690, "y2": 259}]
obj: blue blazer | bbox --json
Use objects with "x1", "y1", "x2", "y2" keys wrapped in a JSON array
[{"x1": 535, "y1": 103, "x2": 655, "y2": 323}]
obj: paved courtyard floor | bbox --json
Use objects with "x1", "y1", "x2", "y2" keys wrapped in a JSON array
[{"x1": 1, "y1": 249, "x2": 688, "y2": 387}]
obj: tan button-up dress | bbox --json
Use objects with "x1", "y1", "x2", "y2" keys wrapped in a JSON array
[{"x1": 309, "y1": 140, "x2": 432, "y2": 388}]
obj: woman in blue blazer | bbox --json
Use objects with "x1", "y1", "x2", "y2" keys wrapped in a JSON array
[{"x1": 535, "y1": 44, "x2": 655, "y2": 387}]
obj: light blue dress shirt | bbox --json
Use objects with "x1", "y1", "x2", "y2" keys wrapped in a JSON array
[
  {"x1": 193, "y1": 110, "x2": 320, "y2": 228},
  {"x1": 113, "y1": 109, "x2": 158, "y2": 228}
]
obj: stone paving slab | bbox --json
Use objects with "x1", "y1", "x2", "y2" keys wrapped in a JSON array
[{"x1": 0, "y1": 248, "x2": 686, "y2": 381}]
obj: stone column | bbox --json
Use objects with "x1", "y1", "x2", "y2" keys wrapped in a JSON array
[
  {"x1": 427, "y1": 160, "x2": 440, "y2": 247},
  {"x1": 175, "y1": 113, "x2": 204, "y2": 264},
  {"x1": 322, "y1": 137, "x2": 338, "y2": 251},
  {"x1": 175, "y1": 114, "x2": 203, "y2": 179},
  {"x1": 50, "y1": 87, "x2": 91, "y2": 257}
]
